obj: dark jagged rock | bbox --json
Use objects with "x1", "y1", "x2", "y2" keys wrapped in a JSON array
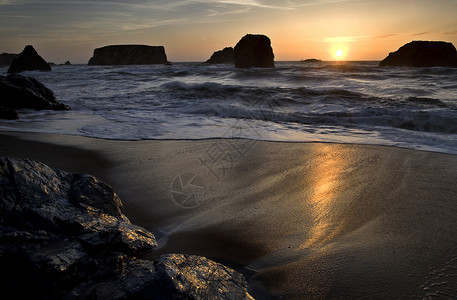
[
  {"x1": 88, "y1": 45, "x2": 169, "y2": 65},
  {"x1": 206, "y1": 47, "x2": 235, "y2": 64},
  {"x1": 7, "y1": 45, "x2": 51, "y2": 73},
  {"x1": 0, "y1": 157, "x2": 253, "y2": 299},
  {"x1": 0, "y1": 106, "x2": 18, "y2": 119},
  {"x1": 0, "y1": 74, "x2": 70, "y2": 119},
  {"x1": 234, "y1": 34, "x2": 275, "y2": 68},
  {"x1": 0, "y1": 53, "x2": 18, "y2": 67},
  {"x1": 71, "y1": 254, "x2": 253, "y2": 300},
  {"x1": 379, "y1": 41, "x2": 457, "y2": 67},
  {"x1": 64, "y1": 61, "x2": 71, "y2": 65}
]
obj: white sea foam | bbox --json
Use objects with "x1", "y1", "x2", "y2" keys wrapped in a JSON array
[{"x1": 1, "y1": 61, "x2": 456, "y2": 154}]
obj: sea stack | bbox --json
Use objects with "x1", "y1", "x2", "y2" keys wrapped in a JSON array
[
  {"x1": 379, "y1": 41, "x2": 457, "y2": 67},
  {"x1": 88, "y1": 45, "x2": 169, "y2": 65},
  {"x1": 234, "y1": 34, "x2": 275, "y2": 68},
  {"x1": 7, "y1": 45, "x2": 51, "y2": 73},
  {"x1": 206, "y1": 47, "x2": 235, "y2": 64},
  {"x1": 0, "y1": 53, "x2": 18, "y2": 67}
]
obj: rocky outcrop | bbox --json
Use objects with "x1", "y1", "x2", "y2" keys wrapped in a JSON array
[
  {"x1": 64, "y1": 60, "x2": 71, "y2": 65},
  {"x1": 206, "y1": 47, "x2": 235, "y2": 64},
  {"x1": 234, "y1": 34, "x2": 275, "y2": 68},
  {"x1": 88, "y1": 45, "x2": 169, "y2": 65},
  {"x1": 7, "y1": 45, "x2": 51, "y2": 73},
  {"x1": 0, "y1": 74, "x2": 70, "y2": 119},
  {"x1": 379, "y1": 41, "x2": 457, "y2": 67},
  {"x1": 0, "y1": 157, "x2": 253, "y2": 299},
  {"x1": 300, "y1": 59, "x2": 322, "y2": 63},
  {"x1": 0, "y1": 53, "x2": 18, "y2": 67}
]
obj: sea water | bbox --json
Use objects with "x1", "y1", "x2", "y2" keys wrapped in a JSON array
[{"x1": 1, "y1": 61, "x2": 456, "y2": 154}]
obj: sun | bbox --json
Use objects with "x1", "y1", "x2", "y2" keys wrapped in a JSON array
[{"x1": 336, "y1": 50, "x2": 343, "y2": 57}]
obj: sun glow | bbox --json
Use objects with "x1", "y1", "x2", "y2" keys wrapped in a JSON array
[{"x1": 330, "y1": 44, "x2": 349, "y2": 60}]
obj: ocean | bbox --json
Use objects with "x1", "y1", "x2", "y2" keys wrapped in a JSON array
[{"x1": 1, "y1": 61, "x2": 457, "y2": 154}]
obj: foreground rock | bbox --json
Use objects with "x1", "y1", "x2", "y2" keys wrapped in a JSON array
[
  {"x1": 0, "y1": 157, "x2": 253, "y2": 299},
  {"x1": 7, "y1": 45, "x2": 51, "y2": 73},
  {"x1": 206, "y1": 47, "x2": 235, "y2": 64},
  {"x1": 379, "y1": 41, "x2": 457, "y2": 67},
  {"x1": 88, "y1": 45, "x2": 169, "y2": 65},
  {"x1": 0, "y1": 53, "x2": 18, "y2": 67},
  {"x1": 0, "y1": 74, "x2": 70, "y2": 119},
  {"x1": 234, "y1": 34, "x2": 275, "y2": 68}
]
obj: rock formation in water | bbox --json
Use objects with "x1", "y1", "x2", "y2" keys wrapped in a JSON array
[
  {"x1": 300, "y1": 58, "x2": 322, "y2": 63},
  {"x1": 0, "y1": 157, "x2": 253, "y2": 299},
  {"x1": 206, "y1": 47, "x2": 235, "y2": 64},
  {"x1": 234, "y1": 34, "x2": 275, "y2": 68},
  {"x1": 0, "y1": 74, "x2": 70, "y2": 119},
  {"x1": 7, "y1": 45, "x2": 51, "y2": 73},
  {"x1": 0, "y1": 53, "x2": 18, "y2": 67},
  {"x1": 88, "y1": 45, "x2": 169, "y2": 65},
  {"x1": 379, "y1": 41, "x2": 457, "y2": 67}
]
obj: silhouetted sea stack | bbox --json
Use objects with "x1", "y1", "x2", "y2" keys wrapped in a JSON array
[
  {"x1": 7, "y1": 45, "x2": 51, "y2": 73},
  {"x1": 379, "y1": 41, "x2": 457, "y2": 67},
  {"x1": 0, "y1": 74, "x2": 70, "y2": 119},
  {"x1": 234, "y1": 34, "x2": 275, "y2": 68},
  {"x1": 88, "y1": 45, "x2": 169, "y2": 65},
  {"x1": 206, "y1": 47, "x2": 234, "y2": 64},
  {"x1": 0, "y1": 53, "x2": 18, "y2": 67}
]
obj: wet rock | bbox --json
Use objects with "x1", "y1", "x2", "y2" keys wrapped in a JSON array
[
  {"x1": 0, "y1": 53, "x2": 18, "y2": 67},
  {"x1": 379, "y1": 41, "x2": 457, "y2": 67},
  {"x1": 7, "y1": 45, "x2": 51, "y2": 73},
  {"x1": 234, "y1": 34, "x2": 275, "y2": 68},
  {"x1": 0, "y1": 157, "x2": 253, "y2": 299},
  {"x1": 0, "y1": 74, "x2": 70, "y2": 118},
  {"x1": 88, "y1": 45, "x2": 169, "y2": 65},
  {"x1": 206, "y1": 47, "x2": 235, "y2": 64},
  {"x1": 64, "y1": 61, "x2": 71, "y2": 65},
  {"x1": 0, "y1": 106, "x2": 18, "y2": 119},
  {"x1": 72, "y1": 254, "x2": 253, "y2": 300}
]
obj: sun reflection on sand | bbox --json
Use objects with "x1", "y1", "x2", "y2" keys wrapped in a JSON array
[{"x1": 301, "y1": 144, "x2": 350, "y2": 249}]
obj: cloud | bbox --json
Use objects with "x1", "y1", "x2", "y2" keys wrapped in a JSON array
[
  {"x1": 413, "y1": 31, "x2": 431, "y2": 36},
  {"x1": 324, "y1": 35, "x2": 368, "y2": 43}
]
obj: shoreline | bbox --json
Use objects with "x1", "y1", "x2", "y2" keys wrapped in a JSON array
[{"x1": 2, "y1": 131, "x2": 457, "y2": 299}]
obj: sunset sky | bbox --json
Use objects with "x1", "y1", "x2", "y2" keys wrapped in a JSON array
[{"x1": 1, "y1": 0, "x2": 456, "y2": 63}]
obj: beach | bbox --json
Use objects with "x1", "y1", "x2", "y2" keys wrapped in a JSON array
[{"x1": 2, "y1": 131, "x2": 457, "y2": 299}]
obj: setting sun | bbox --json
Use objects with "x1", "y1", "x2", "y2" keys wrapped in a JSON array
[{"x1": 336, "y1": 50, "x2": 343, "y2": 57}]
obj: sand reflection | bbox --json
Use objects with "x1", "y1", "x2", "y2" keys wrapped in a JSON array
[{"x1": 301, "y1": 144, "x2": 350, "y2": 249}]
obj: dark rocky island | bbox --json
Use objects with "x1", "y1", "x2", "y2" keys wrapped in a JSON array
[
  {"x1": 206, "y1": 47, "x2": 235, "y2": 64},
  {"x1": 234, "y1": 34, "x2": 275, "y2": 68},
  {"x1": 0, "y1": 74, "x2": 70, "y2": 119},
  {"x1": 88, "y1": 45, "x2": 169, "y2": 65},
  {"x1": 0, "y1": 53, "x2": 18, "y2": 67},
  {"x1": 300, "y1": 58, "x2": 322, "y2": 63},
  {"x1": 0, "y1": 157, "x2": 253, "y2": 299},
  {"x1": 7, "y1": 45, "x2": 51, "y2": 73},
  {"x1": 379, "y1": 41, "x2": 457, "y2": 67}
]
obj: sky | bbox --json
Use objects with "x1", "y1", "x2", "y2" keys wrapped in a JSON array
[{"x1": 1, "y1": 0, "x2": 457, "y2": 63}]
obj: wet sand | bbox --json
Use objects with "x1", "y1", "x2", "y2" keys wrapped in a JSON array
[{"x1": 1, "y1": 131, "x2": 457, "y2": 299}]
